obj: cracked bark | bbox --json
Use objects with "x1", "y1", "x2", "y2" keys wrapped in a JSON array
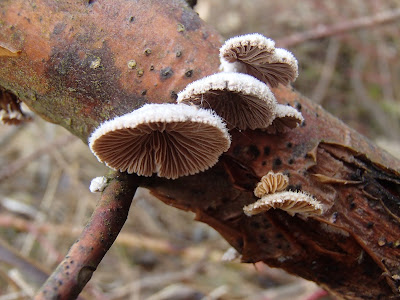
[{"x1": 1, "y1": 1, "x2": 399, "y2": 299}]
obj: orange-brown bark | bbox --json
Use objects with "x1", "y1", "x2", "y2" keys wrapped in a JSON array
[{"x1": 1, "y1": 1, "x2": 400, "y2": 299}]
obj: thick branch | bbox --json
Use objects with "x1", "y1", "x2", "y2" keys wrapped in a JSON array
[{"x1": 1, "y1": 1, "x2": 400, "y2": 299}]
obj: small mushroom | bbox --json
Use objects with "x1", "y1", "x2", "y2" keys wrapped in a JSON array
[
  {"x1": 254, "y1": 171, "x2": 289, "y2": 198},
  {"x1": 265, "y1": 104, "x2": 304, "y2": 134},
  {"x1": 89, "y1": 103, "x2": 231, "y2": 179},
  {"x1": 243, "y1": 191, "x2": 323, "y2": 217},
  {"x1": 220, "y1": 34, "x2": 298, "y2": 87},
  {"x1": 89, "y1": 176, "x2": 108, "y2": 193},
  {"x1": 177, "y1": 72, "x2": 277, "y2": 130}
]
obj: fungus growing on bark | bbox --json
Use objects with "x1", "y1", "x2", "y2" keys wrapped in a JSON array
[
  {"x1": 254, "y1": 171, "x2": 289, "y2": 198},
  {"x1": 0, "y1": 87, "x2": 32, "y2": 125},
  {"x1": 177, "y1": 72, "x2": 277, "y2": 130},
  {"x1": 89, "y1": 103, "x2": 231, "y2": 179},
  {"x1": 266, "y1": 104, "x2": 304, "y2": 134},
  {"x1": 220, "y1": 34, "x2": 298, "y2": 87},
  {"x1": 89, "y1": 176, "x2": 108, "y2": 193},
  {"x1": 243, "y1": 191, "x2": 323, "y2": 217}
]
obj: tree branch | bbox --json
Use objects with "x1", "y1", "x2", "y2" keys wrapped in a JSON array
[
  {"x1": 277, "y1": 8, "x2": 400, "y2": 47},
  {"x1": 1, "y1": 1, "x2": 400, "y2": 299},
  {"x1": 34, "y1": 172, "x2": 141, "y2": 299}
]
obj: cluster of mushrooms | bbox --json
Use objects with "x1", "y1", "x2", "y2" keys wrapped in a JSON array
[{"x1": 89, "y1": 33, "x2": 323, "y2": 217}]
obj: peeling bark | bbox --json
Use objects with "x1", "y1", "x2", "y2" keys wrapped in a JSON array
[{"x1": 1, "y1": 1, "x2": 400, "y2": 299}]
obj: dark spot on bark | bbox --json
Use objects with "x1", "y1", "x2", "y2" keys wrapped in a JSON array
[
  {"x1": 52, "y1": 23, "x2": 66, "y2": 35},
  {"x1": 58, "y1": 280, "x2": 63, "y2": 286},
  {"x1": 141, "y1": 89, "x2": 147, "y2": 96},
  {"x1": 275, "y1": 233, "x2": 283, "y2": 239},
  {"x1": 251, "y1": 221, "x2": 260, "y2": 229},
  {"x1": 179, "y1": 7, "x2": 201, "y2": 31},
  {"x1": 350, "y1": 202, "x2": 356, "y2": 209},
  {"x1": 87, "y1": 0, "x2": 96, "y2": 5},
  {"x1": 170, "y1": 91, "x2": 178, "y2": 100},
  {"x1": 129, "y1": 16, "x2": 135, "y2": 22},
  {"x1": 286, "y1": 142, "x2": 293, "y2": 148},
  {"x1": 273, "y1": 158, "x2": 282, "y2": 169},
  {"x1": 288, "y1": 158, "x2": 294, "y2": 165},
  {"x1": 248, "y1": 145, "x2": 260, "y2": 159},
  {"x1": 185, "y1": 69, "x2": 193, "y2": 77},
  {"x1": 262, "y1": 161, "x2": 266, "y2": 166},
  {"x1": 294, "y1": 101, "x2": 302, "y2": 111},
  {"x1": 366, "y1": 222, "x2": 374, "y2": 229},
  {"x1": 259, "y1": 235, "x2": 268, "y2": 243},
  {"x1": 264, "y1": 146, "x2": 270, "y2": 156},
  {"x1": 202, "y1": 31, "x2": 209, "y2": 40},
  {"x1": 160, "y1": 67, "x2": 173, "y2": 80},
  {"x1": 70, "y1": 260, "x2": 74, "y2": 264}
]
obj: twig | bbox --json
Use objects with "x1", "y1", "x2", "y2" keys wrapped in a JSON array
[
  {"x1": 0, "y1": 213, "x2": 225, "y2": 262},
  {"x1": 0, "y1": 238, "x2": 49, "y2": 287},
  {"x1": 351, "y1": 54, "x2": 400, "y2": 141},
  {"x1": 277, "y1": 8, "x2": 400, "y2": 47},
  {"x1": 34, "y1": 172, "x2": 141, "y2": 300},
  {"x1": 311, "y1": 38, "x2": 341, "y2": 104},
  {"x1": 0, "y1": 135, "x2": 75, "y2": 183}
]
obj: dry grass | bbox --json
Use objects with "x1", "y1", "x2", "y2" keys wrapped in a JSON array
[{"x1": 1, "y1": 0, "x2": 400, "y2": 299}]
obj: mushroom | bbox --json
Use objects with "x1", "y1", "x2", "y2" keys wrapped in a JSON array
[
  {"x1": 220, "y1": 34, "x2": 298, "y2": 87},
  {"x1": 243, "y1": 191, "x2": 323, "y2": 217},
  {"x1": 0, "y1": 87, "x2": 32, "y2": 125},
  {"x1": 265, "y1": 104, "x2": 304, "y2": 134},
  {"x1": 89, "y1": 103, "x2": 231, "y2": 179},
  {"x1": 254, "y1": 171, "x2": 289, "y2": 198},
  {"x1": 177, "y1": 72, "x2": 277, "y2": 130}
]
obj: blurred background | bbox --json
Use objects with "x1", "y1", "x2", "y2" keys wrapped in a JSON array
[{"x1": 1, "y1": 0, "x2": 400, "y2": 299}]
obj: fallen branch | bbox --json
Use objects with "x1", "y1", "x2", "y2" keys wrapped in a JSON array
[{"x1": 1, "y1": 1, "x2": 399, "y2": 299}]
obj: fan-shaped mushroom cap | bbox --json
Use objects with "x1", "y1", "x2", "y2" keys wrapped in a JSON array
[
  {"x1": 243, "y1": 191, "x2": 323, "y2": 217},
  {"x1": 89, "y1": 104, "x2": 231, "y2": 179},
  {"x1": 220, "y1": 34, "x2": 298, "y2": 87},
  {"x1": 266, "y1": 104, "x2": 304, "y2": 134},
  {"x1": 177, "y1": 72, "x2": 277, "y2": 130},
  {"x1": 254, "y1": 171, "x2": 289, "y2": 198}
]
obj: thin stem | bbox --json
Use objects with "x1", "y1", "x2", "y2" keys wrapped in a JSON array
[
  {"x1": 34, "y1": 172, "x2": 141, "y2": 300},
  {"x1": 277, "y1": 8, "x2": 400, "y2": 47}
]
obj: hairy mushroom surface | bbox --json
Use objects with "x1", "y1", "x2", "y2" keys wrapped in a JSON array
[
  {"x1": 220, "y1": 34, "x2": 298, "y2": 87},
  {"x1": 244, "y1": 191, "x2": 323, "y2": 217},
  {"x1": 177, "y1": 72, "x2": 277, "y2": 130},
  {"x1": 89, "y1": 104, "x2": 231, "y2": 179},
  {"x1": 254, "y1": 171, "x2": 289, "y2": 198},
  {"x1": 266, "y1": 104, "x2": 304, "y2": 134}
]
